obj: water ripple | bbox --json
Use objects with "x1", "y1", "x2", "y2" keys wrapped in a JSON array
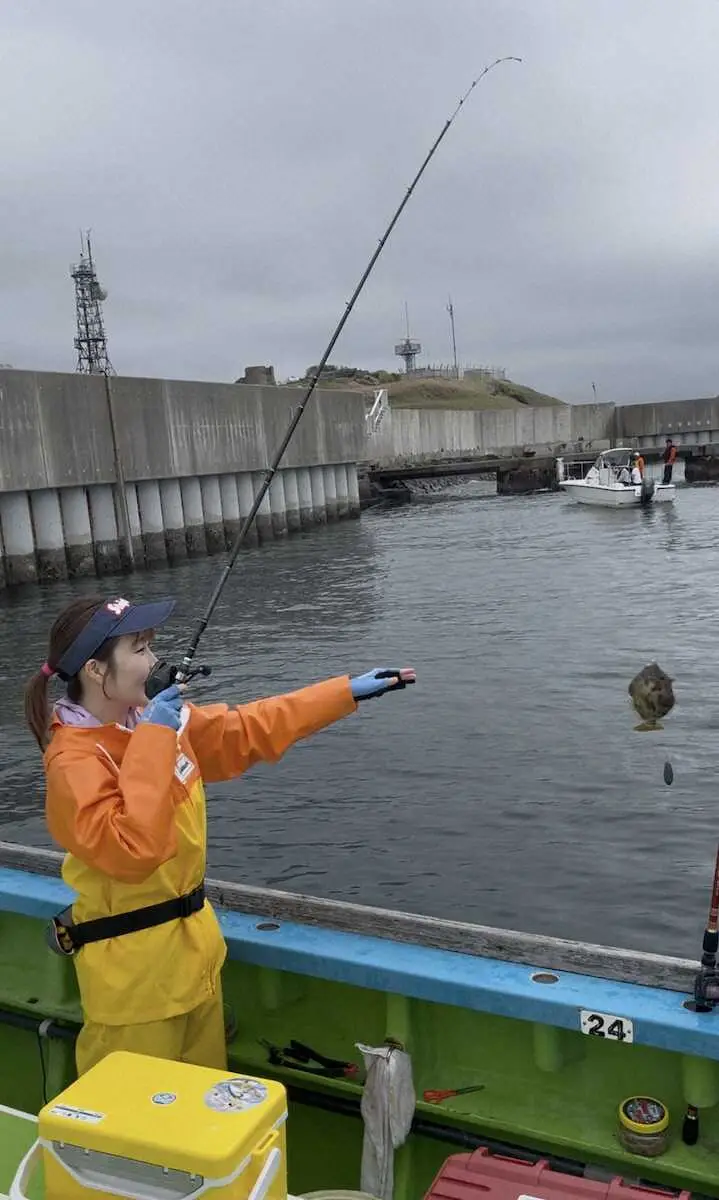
[{"x1": 0, "y1": 488, "x2": 715, "y2": 957}]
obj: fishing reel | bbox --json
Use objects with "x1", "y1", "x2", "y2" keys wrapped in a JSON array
[
  {"x1": 692, "y1": 967, "x2": 719, "y2": 1012},
  {"x1": 145, "y1": 661, "x2": 212, "y2": 700},
  {"x1": 689, "y1": 931, "x2": 719, "y2": 1012}
]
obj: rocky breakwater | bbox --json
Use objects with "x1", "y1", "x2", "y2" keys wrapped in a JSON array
[
  {"x1": 495, "y1": 452, "x2": 561, "y2": 496},
  {"x1": 684, "y1": 448, "x2": 719, "y2": 485},
  {"x1": 358, "y1": 472, "x2": 462, "y2": 508},
  {"x1": 359, "y1": 449, "x2": 561, "y2": 508}
]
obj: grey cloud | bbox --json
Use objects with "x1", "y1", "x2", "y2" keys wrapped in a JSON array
[{"x1": 2, "y1": 0, "x2": 719, "y2": 401}]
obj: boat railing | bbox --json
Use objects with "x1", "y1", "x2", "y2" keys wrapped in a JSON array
[
  {"x1": 560, "y1": 459, "x2": 593, "y2": 481},
  {"x1": 0, "y1": 839, "x2": 698, "y2": 994}
]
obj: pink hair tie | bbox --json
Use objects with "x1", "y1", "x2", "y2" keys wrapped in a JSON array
[{"x1": 40, "y1": 662, "x2": 55, "y2": 679}]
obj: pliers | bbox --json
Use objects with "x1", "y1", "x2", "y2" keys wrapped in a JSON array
[
  {"x1": 423, "y1": 1085, "x2": 484, "y2": 1104},
  {"x1": 260, "y1": 1038, "x2": 358, "y2": 1079}
]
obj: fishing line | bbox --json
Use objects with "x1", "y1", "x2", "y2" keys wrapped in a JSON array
[{"x1": 146, "y1": 56, "x2": 522, "y2": 698}]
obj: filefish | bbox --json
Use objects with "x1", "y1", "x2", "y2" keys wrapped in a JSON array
[
  {"x1": 628, "y1": 663, "x2": 675, "y2": 730},
  {"x1": 628, "y1": 663, "x2": 675, "y2": 786}
]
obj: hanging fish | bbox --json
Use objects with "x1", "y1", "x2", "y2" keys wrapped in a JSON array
[
  {"x1": 628, "y1": 663, "x2": 675, "y2": 786},
  {"x1": 628, "y1": 663, "x2": 675, "y2": 731}
]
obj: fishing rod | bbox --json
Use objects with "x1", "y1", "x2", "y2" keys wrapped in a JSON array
[
  {"x1": 692, "y1": 842, "x2": 719, "y2": 1012},
  {"x1": 146, "y1": 55, "x2": 522, "y2": 699},
  {"x1": 675, "y1": 843, "x2": 719, "y2": 1147}
]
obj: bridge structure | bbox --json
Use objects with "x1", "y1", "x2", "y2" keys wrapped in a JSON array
[
  {"x1": 365, "y1": 442, "x2": 684, "y2": 499},
  {"x1": 364, "y1": 390, "x2": 719, "y2": 499}
]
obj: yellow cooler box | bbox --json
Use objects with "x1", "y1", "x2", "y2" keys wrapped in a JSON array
[{"x1": 12, "y1": 1052, "x2": 287, "y2": 1200}]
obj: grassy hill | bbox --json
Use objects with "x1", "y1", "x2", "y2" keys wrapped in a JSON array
[
  {"x1": 291, "y1": 366, "x2": 565, "y2": 411},
  {"x1": 387, "y1": 376, "x2": 565, "y2": 411}
]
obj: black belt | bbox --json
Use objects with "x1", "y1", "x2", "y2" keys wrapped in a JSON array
[{"x1": 46, "y1": 883, "x2": 206, "y2": 956}]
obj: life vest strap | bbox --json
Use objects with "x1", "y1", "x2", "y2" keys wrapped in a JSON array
[{"x1": 47, "y1": 883, "x2": 205, "y2": 955}]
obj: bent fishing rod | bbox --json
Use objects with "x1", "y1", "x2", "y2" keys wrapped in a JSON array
[{"x1": 146, "y1": 55, "x2": 522, "y2": 699}]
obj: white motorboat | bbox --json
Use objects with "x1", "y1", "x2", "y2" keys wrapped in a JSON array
[{"x1": 558, "y1": 447, "x2": 676, "y2": 508}]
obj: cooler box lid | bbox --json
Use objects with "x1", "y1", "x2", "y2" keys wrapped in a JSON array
[{"x1": 39, "y1": 1051, "x2": 287, "y2": 1178}]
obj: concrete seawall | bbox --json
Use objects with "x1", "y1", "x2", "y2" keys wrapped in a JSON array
[
  {"x1": 613, "y1": 397, "x2": 719, "y2": 446},
  {"x1": 365, "y1": 402, "x2": 615, "y2": 465},
  {"x1": 0, "y1": 370, "x2": 364, "y2": 587},
  {"x1": 4, "y1": 371, "x2": 718, "y2": 587},
  {"x1": 364, "y1": 395, "x2": 719, "y2": 486}
]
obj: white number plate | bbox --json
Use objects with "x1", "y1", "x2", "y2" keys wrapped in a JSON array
[{"x1": 579, "y1": 1009, "x2": 633, "y2": 1042}]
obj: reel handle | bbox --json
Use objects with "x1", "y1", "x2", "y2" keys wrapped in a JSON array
[{"x1": 145, "y1": 661, "x2": 211, "y2": 699}]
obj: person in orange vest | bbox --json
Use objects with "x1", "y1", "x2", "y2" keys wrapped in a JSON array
[
  {"x1": 662, "y1": 437, "x2": 677, "y2": 484},
  {"x1": 24, "y1": 594, "x2": 416, "y2": 1075},
  {"x1": 631, "y1": 451, "x2": 646, "y2": 479}
]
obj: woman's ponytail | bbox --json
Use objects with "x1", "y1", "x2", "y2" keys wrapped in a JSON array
[
  {"x1": 23, "y1": 594, "x2": 108, "y2": 752},
  {"x1": 24, "y1": 670, "x2": 52, "y2": 751}
]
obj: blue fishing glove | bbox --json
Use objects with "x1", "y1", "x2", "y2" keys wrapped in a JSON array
[
  {"x1": 138, "y1": 684, "x2": 183, "y2": 731},
  {"x1": 350, "y1": 668, "x2": 416, "y2": 702}
]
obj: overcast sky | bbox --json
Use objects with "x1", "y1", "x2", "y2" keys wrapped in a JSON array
[{"x1": 2, "y1": 1, "x2": 719, "y2": 403}]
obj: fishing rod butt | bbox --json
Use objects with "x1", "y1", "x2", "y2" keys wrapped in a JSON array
[
  {"x1": 702, "y1": 929, "x2": 719, "y2": 959},
  {"x1": 700, "y1": 927, "x2": 719, "y2": 975}
]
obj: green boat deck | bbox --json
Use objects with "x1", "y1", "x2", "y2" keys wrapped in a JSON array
[
  {"x1": 4, "y1": 844, "x2": 719, "y2": 1199},
  {"x1": 0, "y1": 1106, "x2": 41, "y2": 1200}
]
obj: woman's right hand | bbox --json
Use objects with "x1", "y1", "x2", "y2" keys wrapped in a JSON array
[{"x1": 139, "y1": 684, "x2": 183, "y2": 731}]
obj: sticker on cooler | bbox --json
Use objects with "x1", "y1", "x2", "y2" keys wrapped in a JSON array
[
  {"x1": 204, "y1": 1077, "x2": 268, "y2": 1112},
  {"x1": 579, "y1": 1009, "x2": 634, "y2": 1042},
  {"x1": 48, "y1": 1104, "x2": 105, "y2": 1123}
]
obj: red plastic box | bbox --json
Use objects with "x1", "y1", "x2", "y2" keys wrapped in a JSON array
[{"x1": 422, "y1": 1147, "x2": 691, "y2": 1200}]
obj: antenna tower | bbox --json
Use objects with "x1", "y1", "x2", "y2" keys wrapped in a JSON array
[
  {"x1": 71, "y1": 232, "x2": 114, "y2": 374},
  {"x1": 394, "y1": 301, "x2": 421, "y2": 374},
  {"x1": 446, "y1": 295, "x2": 459, "y2": 378}
]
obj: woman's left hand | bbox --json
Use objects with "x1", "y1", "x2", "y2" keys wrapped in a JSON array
[{"x1": 350, "y1": 667, "x2": 416, "y2": 701}]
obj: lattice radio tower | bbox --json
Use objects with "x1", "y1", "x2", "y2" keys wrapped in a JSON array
[{"x1": 71, "y1": 231, "x2": 114, "y2": 374}]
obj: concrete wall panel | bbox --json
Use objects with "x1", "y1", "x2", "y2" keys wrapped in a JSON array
[
  {"x1": 37, "y1": 373, "x2": 115, "y2": 486},
  {"x1": 569, "y1": 403, "x2": 614, "y2": 444},
  {"x1": 615, "y1": 398, "x2": 719, "y2": 441},
  {"x1": 0, "y1": 370, "x2": 367, "y2": 489}
]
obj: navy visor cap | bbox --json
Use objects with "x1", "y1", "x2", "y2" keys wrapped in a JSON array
[{"x1": 54, "y1": 596, "x2": 176, "y2": 681}]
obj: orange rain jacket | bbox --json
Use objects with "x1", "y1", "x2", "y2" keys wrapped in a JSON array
[{"x1": 45, "y1": 678, "x2": 357, "y2": 1026}]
